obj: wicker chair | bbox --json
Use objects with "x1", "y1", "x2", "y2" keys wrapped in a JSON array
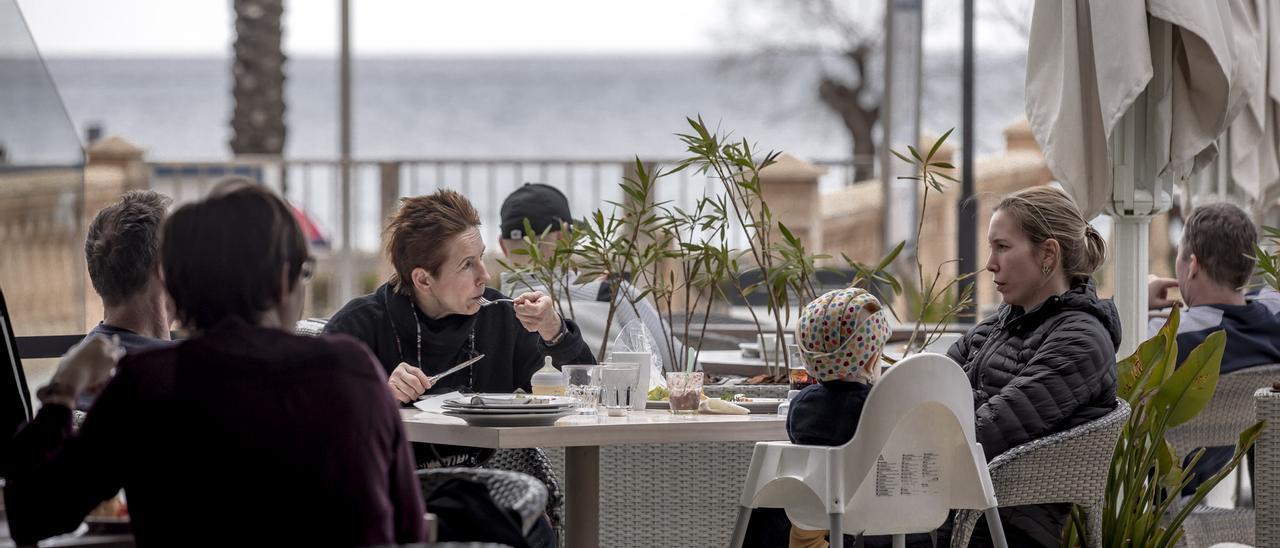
[
  {"x1": 1163, "y1": 364, "x2": 1280, "y2": 548},
  {"x1": 418, "y1": 467, "x2": 548, "y2": 537},
  {"x1": 949, "y1": 398, "x2": 1130, "y2": 548},
  {"x1": 480, "y1": 448, "x2": 564, "y2": 543},
  {"x1": 1255, "y1": 387, "x2": 1280, "y2": 548},
  {"x1": 294, "y1": 317, "x2": 329, "y2": 336}
]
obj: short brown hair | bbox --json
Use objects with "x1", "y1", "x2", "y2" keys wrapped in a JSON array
[
  {"x1": 162, "y1": 178, "x2": 308, "y2": 330},
  {"x1": 85, "y1": 190, "x2": 172, "y2": 307},
  {"x1": 1181, "y1": 202, "x2": 1257, "y2": 289},
  {"x1": 386, "y1": 189, "x2": 482, "y2": 295},
  {"x1": 995, "y1": 186, "x2": 1107, "y2": 284}
]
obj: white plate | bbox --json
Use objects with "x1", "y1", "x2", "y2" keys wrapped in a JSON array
[
  {"x1": 734, "y1": 398, "x2": 786, "y2": 413},
  {"x1": 443, "y1": 409, "x2": 575, "y2": 427},
  {"x1": 444, "y1": 395, "x2": 576, "y2": 409},
  {"x1": 645, "y1": 398, "x2": 784, "y2": 414},
  {"x1": 440, "y1": 404, "x2": 572, "y2": 415}
]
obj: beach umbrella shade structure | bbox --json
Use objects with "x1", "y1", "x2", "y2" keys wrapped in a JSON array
[{"x1": 1024, "y1": 0, "x2": 1267, "y2": 357}]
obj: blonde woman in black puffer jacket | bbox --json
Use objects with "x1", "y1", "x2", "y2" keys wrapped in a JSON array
[{"x1": 944, "y1": 186, "x2": 1119, "y2": 547}]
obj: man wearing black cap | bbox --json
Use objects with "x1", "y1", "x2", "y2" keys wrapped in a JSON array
[{"x1": 498, "y1": 183, "x2": 681, "y2": 366}]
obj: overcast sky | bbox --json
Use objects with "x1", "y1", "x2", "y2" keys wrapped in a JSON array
[{"x1": 17, "y1": 0, "x2": 1029, "y2": 57}]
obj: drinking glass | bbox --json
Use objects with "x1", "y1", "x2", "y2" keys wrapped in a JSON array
[
  {"x1": 566, "y1": 384, "x2": 602, "y2": 415},
  {"x1": 665, "y1": 371, "x2": 703, "y2": 414},
  {"x1": 562, "y1": 364, "x2": 600, "y2": 415},
  {"x1": 599, "y1": 363, "x2": 639, "y2": 416},
  {"x1": 787, "y1": 344, "x2": 817, "y2": 390}
]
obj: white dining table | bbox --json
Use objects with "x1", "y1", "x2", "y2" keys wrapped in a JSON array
[{"x1": 400, "y1": 409, "x2": 786, "y2": 548}]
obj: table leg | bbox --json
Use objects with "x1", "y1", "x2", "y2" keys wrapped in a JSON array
[{"x1": 564, "y1": 446, "x2": 599, "y2": 548}]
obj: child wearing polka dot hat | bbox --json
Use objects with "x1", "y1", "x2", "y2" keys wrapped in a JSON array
[
  {"x1": 796, "y1": 286, "x2": 891, "y2": 384},
  {"x1": 782, "y1": 287, "x2": 891, "y2": 548}
]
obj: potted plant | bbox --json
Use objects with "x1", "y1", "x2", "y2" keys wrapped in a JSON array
[{"x1": 1060, "y1": 308, "x2": 1264, "y2": 547}]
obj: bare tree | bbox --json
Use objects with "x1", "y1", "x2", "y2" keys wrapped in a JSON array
[
  {"x1": 721, "y1": 0, "x2": 1033, "y2": 183},
  {"x1": 230, "y1": 0, "x2": 286, "y2": 155},
  {"x1": 722, "y1": 0, "x2": 884, "y2": 182}
]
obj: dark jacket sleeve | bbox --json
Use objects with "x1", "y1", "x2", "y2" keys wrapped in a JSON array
[
  {"x1": 325, "y1": 299, "x2": 391, "y2": 375},
  {"x1": 541, "y1": 319, "x2": 595, "y2": 365},
  {"x1": 973, "y1": 315, "x2": 1113, "y2": 460},
  {"x1": 945, "y1": 330, "x2": 971, "y2": 368},
  {"x1": 4, "y1": 369, "x2": 136, "y2": 543},
  {"x1": 948, "y1": 318, "x2": 998, "y2": 408},
  {"x1": 378, "y1": 365, "x2": 427, "y2": 543}
]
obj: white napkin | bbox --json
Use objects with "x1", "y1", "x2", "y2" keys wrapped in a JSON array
[
  {"x1": 414, "y1": 391, "x2": 463, "y2": 413},
  {"x1": 699, "y1": 398, "x2": 749, "y2": 415}
]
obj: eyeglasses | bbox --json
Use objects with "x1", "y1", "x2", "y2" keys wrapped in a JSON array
[{"x1": 300, "y1": 256, "x2": 316, "y2": 284}]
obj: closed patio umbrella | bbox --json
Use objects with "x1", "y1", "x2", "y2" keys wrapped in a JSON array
[
  {"x1": 1024, "y1": 0, "x2": 1264, "y2": 356},
  {"x1": 1232, "y1": 0, "x2": 1280, "y2": 214}
]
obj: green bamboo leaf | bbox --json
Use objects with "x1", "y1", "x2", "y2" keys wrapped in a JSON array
[
  {"x1": 890, "y1": 149, "x2": 915, "y2": 165},
  {"x1": 1155, "y1": 330, "x2": 1225, "y2": 427},
  {"x1": 907, "y1": 145, "x2": 923, "y2": 163},
  {"x1": 928, "y1": 128, "x2": 954, "y2": 161}
]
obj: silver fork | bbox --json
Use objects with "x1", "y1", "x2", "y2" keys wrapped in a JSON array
[{"x1": 476, "y1": 296, "x2": 515, "y2": 307}]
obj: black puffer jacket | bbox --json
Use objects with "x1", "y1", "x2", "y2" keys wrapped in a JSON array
[
  {"x1": 948, "y1": 281, "x2": 1120, "y2": 459},
  {"x1": 945, "y1": 281, "x2": 1120, "y2": 546}
]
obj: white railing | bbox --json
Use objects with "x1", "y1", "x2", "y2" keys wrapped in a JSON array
[{"x1": 149, "y1": 156, "x2": 861, "y2": 314}]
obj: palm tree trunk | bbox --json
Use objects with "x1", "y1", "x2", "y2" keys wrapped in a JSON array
[{"x1": 230, "y1": 0, "x2": 286, "y2": 155}]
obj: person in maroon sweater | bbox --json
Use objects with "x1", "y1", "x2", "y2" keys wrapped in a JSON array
[{"x1": 4, "y1": 180, "x2": 426, "y2": 546}]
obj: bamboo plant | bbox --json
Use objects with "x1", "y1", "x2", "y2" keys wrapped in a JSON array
[{"x1": 886, "y1": 129, "x2": 976, "y2": 355}]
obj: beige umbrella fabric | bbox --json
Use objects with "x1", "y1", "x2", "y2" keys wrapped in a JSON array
[
  {"x1": 1025, "y1": 0, "x2": 1259, "y2": 219},
  {"x1": 1232, "y1": 0, "x2": 1279, "y2": 201},
  {"x1": 1025, "y1": 0, "x2": 1149, "y2": 219}
]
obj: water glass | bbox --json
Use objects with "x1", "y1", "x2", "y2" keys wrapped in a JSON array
[
  {"x1": 562, "y1": 364, "x2": 600, "y2": 415},
  {"x1": 566, "y1": 384, "x2": 602, "y2": 415},
  {"x1": 599, "y1": 363, "x2": 639, "y2": 416},
  {"x1": 562, "y1": 364, "x2": 597, "y2": 388},
  {"x1": 665, "y1": 371, "x2": 703, "y2": 414}
]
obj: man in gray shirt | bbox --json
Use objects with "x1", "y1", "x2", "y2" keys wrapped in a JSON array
[
  {"x1": 82, "y1": 191, "x2": 176, "y2": 354},
  {"x1": 497, "y1": 183, "x2": 682, "y2": 370}
]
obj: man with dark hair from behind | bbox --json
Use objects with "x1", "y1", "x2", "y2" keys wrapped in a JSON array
[
  {"x1": 83, "y1": 190, "x2": 174, "y2": 353},
  {"x1": 1148, "y1": 201, "x2": 1280, "y2": 495}
]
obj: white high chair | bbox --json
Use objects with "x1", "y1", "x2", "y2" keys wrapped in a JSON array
[{"x1": 727, "y1": 352, "x2": 1008, "y2": 548}]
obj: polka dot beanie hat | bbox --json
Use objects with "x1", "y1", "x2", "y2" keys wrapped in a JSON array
[{"x1": 795, "y1": 287, "x2": 891, "y2": 383}]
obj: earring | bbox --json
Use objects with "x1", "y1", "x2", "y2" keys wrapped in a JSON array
[{"x1": 1041, "y1": 264, "x2": 1053, "y2": 277}]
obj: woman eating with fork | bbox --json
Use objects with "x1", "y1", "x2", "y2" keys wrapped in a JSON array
[{"x1": 325, "y1": 188, "x2": 595, "y2": 408}]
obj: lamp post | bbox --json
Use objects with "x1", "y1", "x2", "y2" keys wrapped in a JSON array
[{"x1": 880, "y1": 0, "x2": 924, "y2": 273}]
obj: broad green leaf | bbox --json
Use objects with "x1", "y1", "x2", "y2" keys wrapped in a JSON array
[
  {"x1": 1116, "y1": 333, "x2": 1167, "y2": 401},
  {"x1": 1159, "y1": 420, "x2": 1265, "y2": 547},
  {"x1": 1157, "y1": 306, "x2": 1181, "y2": 383},
  {"x1": 1154, "y1": 330, "x2": 1225, "y2": 427},
  {"x1": 1154, "y1": 440, "x2": 1182, "y2": 490}
]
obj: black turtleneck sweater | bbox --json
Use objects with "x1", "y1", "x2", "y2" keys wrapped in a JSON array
[{"x1": 325, "y1": 283, "x2": 596, "y2": 394}]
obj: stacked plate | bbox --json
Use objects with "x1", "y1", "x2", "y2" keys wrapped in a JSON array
[{"x1": 441, "y1": 394, "x2": 577, "y2": 427}]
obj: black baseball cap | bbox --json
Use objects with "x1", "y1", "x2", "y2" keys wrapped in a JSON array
[{"x1": 500, "y1": 183, "x2": 572, "y2": 240}]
